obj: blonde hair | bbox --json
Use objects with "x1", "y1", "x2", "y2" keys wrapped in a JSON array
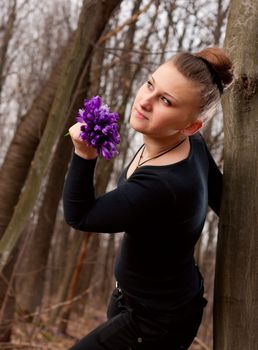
[{"x1": 170, "y1": 47, "x2": 234, "y2": 122}]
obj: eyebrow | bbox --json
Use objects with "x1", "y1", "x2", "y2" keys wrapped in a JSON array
[{"x1": 150, "y1": 75, "x2": 179, "y2": 102}]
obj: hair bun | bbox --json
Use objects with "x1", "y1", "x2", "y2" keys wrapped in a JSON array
[{"x1": 195, "y1": 47, "x2": 234, "y2": 90}]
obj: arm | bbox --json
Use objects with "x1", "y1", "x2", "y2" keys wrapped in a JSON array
[
  {"x1": 63, "y1": 152, "x2": 134, "y2": 232},
  {"x1": 63, "y1": 153, "x2": 172, "y2": 233}
]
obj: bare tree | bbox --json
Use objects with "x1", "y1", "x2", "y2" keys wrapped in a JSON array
[
  {"x1": 0, "y1": 0, "x2": 122, "y2": 271},
  {"x1": 0, "y1": 35, "x2": 75, "y2": 240},
  {"x1": 0, "y1": 0, "x2": 122, "y2": 342},
  {"x1": 214, "y1": 0, "x2": 258, "y2": 349}
]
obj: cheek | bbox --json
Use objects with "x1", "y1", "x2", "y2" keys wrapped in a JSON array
[
  {"x1": 153, "y1": 113, "x2": 185, "y2": 132},
  {"x1": 133, "y1": 85, "x2": 146, "y2": 102}
]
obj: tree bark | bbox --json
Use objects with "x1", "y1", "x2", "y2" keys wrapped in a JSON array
[{"x1": 214, "y1": 0, "x2": 258, "y2": 349}]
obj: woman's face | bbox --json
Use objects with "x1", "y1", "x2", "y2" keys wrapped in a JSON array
[{"x1": 130, "y1": 62, "x2": 202, "y2": 139}]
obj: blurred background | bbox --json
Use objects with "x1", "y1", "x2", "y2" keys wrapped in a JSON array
[{"x1": 0, "y1": 0, "x2": 229, "y2": 348}]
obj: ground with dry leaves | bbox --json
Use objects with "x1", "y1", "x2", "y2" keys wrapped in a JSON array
[
  {"x1": 3, "y1": 302, "x2": 208, "y2": 350},
  {"x1": 2, "y1": 304, "x2": 105, "y2": 350}
]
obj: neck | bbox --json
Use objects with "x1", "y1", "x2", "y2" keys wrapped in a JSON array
[{"x1": 143, "y1": 134, "x2": 187, "y2": 158}]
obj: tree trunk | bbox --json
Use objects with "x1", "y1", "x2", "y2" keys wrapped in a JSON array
[
  {"x1": 214, "y1": 0, "x2": 258, "y2": 349},
  {"x1": 0, "y1": 1, "x2": 16, "y2": 97},
  {"x1": 15, "y1": 133, "x2": 74, "y2": 314},
  {"x1": 0, "y1": 245, "x2": 18, "y2": 342},
  {"x1": 47, "y1": 214, "x2": 71, "y2": 304},
  {"x1": 0, "y1": 38, "x2": 72, "y2": 342},
  {"x1": 0, "y1": 36, "x2": 75, "y2": 341},
  {"x1": 0, "y1": 0, "x2": 122, "y2": 271},
  {"x1": 0, "y1": 0, "x2": 122, "y2": 340},
  {"x1": 15, "y1": 44, "x2": 93, "y2": 314},
  {"x1": 100, "y1": 235, "x2": 116, "y2": 304},
  {"x1": 58, "y1": 233, "x2": 92, "y2": 334},
  {"x1": 0, "y1": 34, "x2": 75, "y2": 239},
  {"x1": 75, "y1": 234, "x2": 100, "y2": 316},
  {"x1": 49, "y1": 229, "x2": 85, "y2": 324}
]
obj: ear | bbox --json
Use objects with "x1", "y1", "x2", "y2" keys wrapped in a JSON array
[{"x1": 180, "y1": 120, "x2": 203, "y2": 136}]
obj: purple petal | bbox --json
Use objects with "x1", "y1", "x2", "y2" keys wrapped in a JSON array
[{"x1": 75, "y1": 96, "x2": 120, "y2": 159}]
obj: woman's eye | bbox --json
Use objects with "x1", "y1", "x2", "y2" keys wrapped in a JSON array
[
  {"x1": 146, "y1": 80, "x2": 153, "y2": 89},
  {"x1": 146, "y1": 81, "x2": 171, "y2": 106},
  {"x1": 161, "y1": 96, "x2": 171, "y2": 106}
]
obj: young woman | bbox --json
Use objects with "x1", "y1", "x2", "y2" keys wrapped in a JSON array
[{"x1": 63, "y1": 47, "x2": 234, "y2": 349}]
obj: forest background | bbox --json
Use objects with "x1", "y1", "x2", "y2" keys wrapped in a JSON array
[{"x1": 0, "y1": 0, "x2": 257, "y2": 349}]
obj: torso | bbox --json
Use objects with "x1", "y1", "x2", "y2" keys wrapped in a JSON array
[{"x1": 115, "y1": 133, "x2": 212, "y2": 309}]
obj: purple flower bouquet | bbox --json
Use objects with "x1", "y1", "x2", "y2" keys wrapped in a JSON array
[{"x1": 70, "y1": 96, "x2": 120, "y2": 160}]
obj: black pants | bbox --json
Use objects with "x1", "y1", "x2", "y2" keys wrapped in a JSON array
[{"x1": 68, "y1": 279, "x2": 207, "y2": 350}]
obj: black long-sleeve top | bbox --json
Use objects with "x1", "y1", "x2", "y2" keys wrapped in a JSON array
[{"x1": 63, "y1": 133, "x2": 222, "y2": 310}]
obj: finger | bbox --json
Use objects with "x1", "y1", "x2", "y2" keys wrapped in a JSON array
[{"x1": 69, "y1": 123, "x2": 83, "y2": 140}]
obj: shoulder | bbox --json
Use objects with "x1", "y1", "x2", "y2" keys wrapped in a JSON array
[{"x1": 190, "y1": 132, "x2": 211, "y2": 160}]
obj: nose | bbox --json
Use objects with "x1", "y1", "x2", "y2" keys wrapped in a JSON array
[{"x1": 139, "y1": 96, "x2": 153, "y2": 112}]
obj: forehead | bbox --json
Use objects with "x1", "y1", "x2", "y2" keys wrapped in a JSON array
[{"x1": 152, "y1": 62, "x2": 200, "y2": 104}]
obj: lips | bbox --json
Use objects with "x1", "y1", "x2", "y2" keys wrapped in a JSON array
[{"x1": 135, "y1": 108, "x2": 148, "y2": 120}]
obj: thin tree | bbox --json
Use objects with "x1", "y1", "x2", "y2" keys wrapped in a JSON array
[
  {"x1": 0, "y1": 35, "x2": 75, "y2": 239},
  {"x1": 214, "y1": 0, "x2": 258, "y2": 349},
  {"x1": 0, "y1": 0, "x2": 122, "y2": 342},
  {"x1": 0, "y1": 0, "x2": 16, "y2": 98},
  {"x1": 0, "y1": 0, "x2": 122, "y2": 271},
  {"x1": 0, "y1": 35, "x2": 76, "y2": 343}
]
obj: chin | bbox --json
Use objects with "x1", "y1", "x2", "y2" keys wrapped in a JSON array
[{"x1": 130, "y1": 115, "x2": 144, "y2": 133}]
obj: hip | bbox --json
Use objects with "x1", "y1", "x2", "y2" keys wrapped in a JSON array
[{"x1": 106, "y1": 279, "x2": 207, "y2": 349}]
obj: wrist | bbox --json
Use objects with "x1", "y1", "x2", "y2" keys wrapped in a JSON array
[{"x1": 74, "y1": 149, "x2": 97, "y2": 160}]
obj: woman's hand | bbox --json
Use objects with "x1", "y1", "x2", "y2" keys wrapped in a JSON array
[{"x1": 69, "y1": 122, "x2": 97, "y2": 160}]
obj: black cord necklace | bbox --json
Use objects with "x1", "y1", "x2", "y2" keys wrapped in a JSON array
[{"x1": 137, "y1": 138, "x2": 187, "y2": 168}]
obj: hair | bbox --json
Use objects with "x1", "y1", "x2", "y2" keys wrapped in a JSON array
[{"x1": 170, "y1": 47, "x2": 234, "y2": 122}]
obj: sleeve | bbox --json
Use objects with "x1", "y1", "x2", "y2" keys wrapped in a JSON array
[
  {"x1": 63, "y1": 153, "x2": 174, "y2": 233},
  {"x1": 206, "y1": 145, "x2": 223, "y2": 216}
]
